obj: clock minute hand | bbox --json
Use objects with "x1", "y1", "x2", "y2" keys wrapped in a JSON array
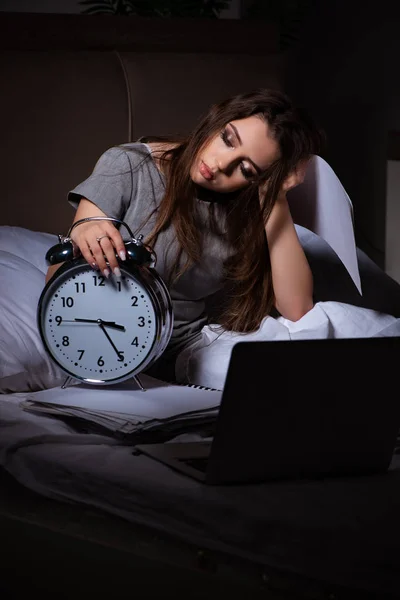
[
  {"x1": 98, "y1": 322, "x2": 123, "y2": 359},
  {"x1": 74, "y1": 318, "x2": 125, "y2": 331}
]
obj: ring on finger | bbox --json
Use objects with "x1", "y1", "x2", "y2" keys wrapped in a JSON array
[{"x1": 96, "y1": 235, "x2": 110, "y2": 243}]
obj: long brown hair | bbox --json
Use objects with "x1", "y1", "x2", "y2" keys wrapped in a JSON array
[{"x1": 143, "y1": 88, "x2": 324, "y2": 332}]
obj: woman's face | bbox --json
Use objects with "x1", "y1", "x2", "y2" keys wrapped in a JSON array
[{"x1": 190, "y1": 115, "x2": 279, "y2": 193}]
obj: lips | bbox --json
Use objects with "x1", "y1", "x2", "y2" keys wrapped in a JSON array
[{"x1": 199, "y1": 161, "x2": 214, "y2": 181}]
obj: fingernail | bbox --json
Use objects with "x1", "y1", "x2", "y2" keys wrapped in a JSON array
[
  {"x1": 119, "y1": 250, "x2": 126, "y2": 261},
  {"x1": 113, "y1": 267, "x2": 121, "y2": 277},
  {"x1": 91, "y1": 262, "x2": 98, "y2": 270},
  {"x1": 103, "y1": 268, "x2": 110, "y2": 278}
]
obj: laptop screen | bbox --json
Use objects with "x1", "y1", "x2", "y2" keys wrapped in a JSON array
[{"x1": 205, "y1": 337, "x2": 400, "y2": 484}]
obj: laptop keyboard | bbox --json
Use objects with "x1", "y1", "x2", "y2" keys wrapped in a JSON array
[{"x1": 179, "y1": 457, "x2": 209, "y2": 472}]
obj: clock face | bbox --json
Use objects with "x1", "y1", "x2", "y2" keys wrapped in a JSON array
[{"x1": 39, "y1": 262, "x2": 160, "y2": 383}]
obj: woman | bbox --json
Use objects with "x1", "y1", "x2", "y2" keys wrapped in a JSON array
[{"x1": 45, "y1": 88, "x2": 325, "y2": 382}]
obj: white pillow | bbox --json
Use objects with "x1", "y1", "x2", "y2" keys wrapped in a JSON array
[
  {"x1": 0, "y1": 225, "x2": 57, "y2": 273},
  {"x1": 0, "y1": 227, "x2": 66, "y2": 393}
]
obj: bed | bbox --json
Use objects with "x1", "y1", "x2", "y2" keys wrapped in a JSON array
[
  {"x1": 2, "y1": 212, "x2": 400, "y2": 600},
  {"x1": 2, "y1": 12, "x2": 400, "y2": 600}
]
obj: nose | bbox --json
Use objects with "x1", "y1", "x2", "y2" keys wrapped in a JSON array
[{"x1": 216, "y1": 149, "x2": 237, "y2": 174}]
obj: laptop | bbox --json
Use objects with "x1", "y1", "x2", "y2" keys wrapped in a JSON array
[{"x1": 134, "y1": 337, "x2": 400, "y2": 485}]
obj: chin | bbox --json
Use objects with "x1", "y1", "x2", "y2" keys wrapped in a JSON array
[{"x1": 191, "y1": 175, "x2": 213, "y2": 190}]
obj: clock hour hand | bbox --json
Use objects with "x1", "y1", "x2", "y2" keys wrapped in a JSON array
[
  {"x1": 98, "y1": 322, "x2": 123, "y2": 360},
  {"x1": 73, "y1": 318, "x2": 125, "y2": 332}
]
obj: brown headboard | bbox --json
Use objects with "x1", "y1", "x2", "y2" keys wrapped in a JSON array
[{"x1": 0, "y1": 12, "x2": 283, "y2": 235}]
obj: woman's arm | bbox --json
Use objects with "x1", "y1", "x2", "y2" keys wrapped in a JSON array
[
  {"x1": 263, "y1": 160, "x2": 314, "y2": 321},
  {"x1": 45, "y1": 198, "x2": 125, "y2": 284},
  {"x1": 265, "y1": 191, "x2": 313, "y2": 321}
]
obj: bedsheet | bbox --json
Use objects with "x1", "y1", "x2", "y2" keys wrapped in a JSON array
[{"x1": 1, "y1": 391, "x2": 400, "y2": 599}]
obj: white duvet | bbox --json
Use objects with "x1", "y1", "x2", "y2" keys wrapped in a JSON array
[{"x1": 175, "y1": 300, "x2": 399, "y2": 390}]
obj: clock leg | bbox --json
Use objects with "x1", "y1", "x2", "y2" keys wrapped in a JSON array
[
  {"x1": 133, "y1": 374, "x2": 146, "y2": 392},
  {"x1": 61, "y1": 376, "x2": 75, "y2": 389}
]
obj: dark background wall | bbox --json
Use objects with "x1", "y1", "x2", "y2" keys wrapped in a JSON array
[
  {"x1": 1, "y1": 0, "x2": 399, "y2": 272},
  {"x1": 285, "y1": 0, "x2": 400, "y2": 269}
]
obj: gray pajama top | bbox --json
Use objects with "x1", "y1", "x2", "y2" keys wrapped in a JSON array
[{"x1": 68, "y1": 143, "x2": 234, "y2": 360}]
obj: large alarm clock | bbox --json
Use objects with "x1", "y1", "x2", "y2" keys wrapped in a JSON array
[{"x1": 37, "y1": 217, "x2": 173, "y2": 389}]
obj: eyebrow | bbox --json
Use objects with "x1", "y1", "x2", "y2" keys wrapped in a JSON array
[{"x1": 229, "y1": 122, "x2": 262, "y2": 174}]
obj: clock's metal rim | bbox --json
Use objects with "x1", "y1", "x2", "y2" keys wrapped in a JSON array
[{"x1": 37, "y1": 259, "x2": 173, "y2": 385}]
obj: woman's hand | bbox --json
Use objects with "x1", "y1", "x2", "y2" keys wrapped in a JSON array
[
  {"x1": 70, "y1": 200, "x2": 127, "y2": 277},
  {"x1": 45, "y1": 199, "x2": 127, "y2": 284},
  {"x1": 71, "y1": 220, "x2": 126, "y2": 278},
  {"x1": 259, "y1": 158, "x2": 309, "y2": 206},
  {"x1": 281, "y1": 158, "x2": 309, "y2": 194}
]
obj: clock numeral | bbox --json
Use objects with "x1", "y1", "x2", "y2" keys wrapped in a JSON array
[
  {"x1": 74, "y1": 282, "x2": 86, "y2": 293},
  {"x1": 131, "y1": 337, "x2": 139, "y2": 347},
  {"x1": 97, "y1": 356, "x2": 105, "y2": 367},
  {"x1": 62, "y1": 336, "x2": 70, "y2": 346},
  {"x1": 131, "y1": 296, "x2": 138, "y2": 307},
  {"x1": 92, "y1": 275, "x2": 106, "y2": 287},
  {"x1": 117, "y1": 352, "x2": 124, "y2": 362},
  {"x1": 55, "y1": 316, "x2": 62, "y2": 326},
  {"x1": 77, "y1": 349, "x2": 85, "y2": 361},
  {"x1": 116, "y1": 281, "x2": 122, "y2": 292},
  {"x1": 61, "y1": 296, "x2": 74, "y2": 308},
  {"x1": 138, "y1": 316, "x2": 145, "y2": 327}
]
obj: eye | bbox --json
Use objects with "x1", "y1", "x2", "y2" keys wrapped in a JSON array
[
  {"x1": 221, "y1": 127, "x2": 255, "y2": 180},
  {"x1": 240, "y1": 163, "x2": 255, "y2": 180},
  {"x1": 220, "y1": 129, "x2": 234, "y2": 147}
]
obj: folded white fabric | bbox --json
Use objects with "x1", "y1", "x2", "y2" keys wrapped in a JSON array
[{"x1": 175, "y1": 301, "x2": 398, "y2": 391}]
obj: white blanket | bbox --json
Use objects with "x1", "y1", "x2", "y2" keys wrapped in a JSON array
[{"x1": 175, "y1": 300, "x2": 399, "y2": 390}]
